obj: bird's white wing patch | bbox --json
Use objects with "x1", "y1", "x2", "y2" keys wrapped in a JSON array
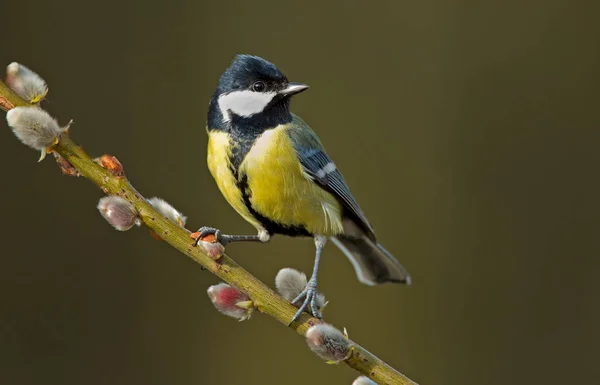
[
  {"x1": 218, "y1": 90, "x2": 276, "y2": 121},
  {"x1": 316, "y1": 162, "x2": 337, "y2": 178}
]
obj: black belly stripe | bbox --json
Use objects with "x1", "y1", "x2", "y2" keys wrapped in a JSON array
[
  {"x1": 227, "y1": 119, "x2": 270, "y2": 180},
  {"x1": 228, "y1": 137, "x2": 256, "y2": 180}
]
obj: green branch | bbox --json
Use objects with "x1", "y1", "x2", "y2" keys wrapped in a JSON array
[{"x1": 1, "y1": 78, "x2": 417, "y2": 385}]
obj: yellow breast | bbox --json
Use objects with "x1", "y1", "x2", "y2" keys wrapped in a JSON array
[
  {"x1": 206, "y1": 130, "x2": 263, "y2": 230},
  {"x1": 240, "y1": 125, "x2": 343, "y2": 236}
]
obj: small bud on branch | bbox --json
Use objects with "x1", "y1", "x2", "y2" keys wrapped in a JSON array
[
  {"x1": 190, "y1": 232, "x2": 224, "y2": 260},
  {"x1": 54, "y1": 152, "x2": 80, "y2": 177},
  {"x1": 6, "y1": 63, "x2": 48, "y2": 104},
  {"x1": 207, "y1": 283, "x2": 254, "y2": 321},
  {"x1": 275, "y1": 268, "x2": 327, "y2": 313},
  {"x1": 6, "y1": 106, "x2": 71, "y2": 161},
  {"x1": 97, "y1": 196, "x2": 141, "y2": 231},
  {"x1": 148, "y1": 197, "x2": 187, "y2": 227},
  {"x1": 306, "y1": 324, "x2": 353, "y2": 364},
  {"x1": 95, "y1": 154, "x2": 125, "y2": 176}
]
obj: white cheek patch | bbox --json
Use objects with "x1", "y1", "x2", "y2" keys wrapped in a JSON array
[{"x1": 218, "y1": 90, "x2": 276, "y2": 121}]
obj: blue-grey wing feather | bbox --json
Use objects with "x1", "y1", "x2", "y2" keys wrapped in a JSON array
[{"x1": 287, "y1": 114, "x2": 376, "y2": 239}]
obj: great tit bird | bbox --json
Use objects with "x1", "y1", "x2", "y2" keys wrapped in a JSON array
[{"x1": 198, "y1": 54, "x2": 411, "y2": 322}]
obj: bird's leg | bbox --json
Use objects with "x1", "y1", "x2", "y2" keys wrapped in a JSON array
[
  {"x1": 290, "y1": 235, "x2": 327, "y2": 323},
  {"x1": 194, "y1": 226, "x2": 270, "y2": 247}
]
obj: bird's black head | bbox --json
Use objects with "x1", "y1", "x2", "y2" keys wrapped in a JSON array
[
  {"x1": 208, "y1": 54, "x2": 308, "y2": 131},
  {"x1": 217, "y1": 54, "x2": 288, "y2": 94}
]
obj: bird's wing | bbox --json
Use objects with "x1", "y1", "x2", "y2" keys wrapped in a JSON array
[{"x1": 287, "y1": 114, "x2": 376, "y2": 240}]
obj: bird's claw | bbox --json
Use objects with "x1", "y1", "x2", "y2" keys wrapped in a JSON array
[
  {"x1": 194, "y1": 226, "x2": 229, "y2": 246},
  {"x1": 290, "y1": 280, "x2": 322, "y2": 323}
]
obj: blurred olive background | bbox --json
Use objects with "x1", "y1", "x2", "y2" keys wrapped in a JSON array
[{"x1": 1, "y1": 1, "x2": 599, "y2": 384}]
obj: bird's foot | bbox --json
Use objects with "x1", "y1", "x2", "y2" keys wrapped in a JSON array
[
  {"x1": 193, "y1": 226, "x2": 230, "y2": 246},
  {"x1": 290, "y1": 279, "x2": 322, "y2": 323}
]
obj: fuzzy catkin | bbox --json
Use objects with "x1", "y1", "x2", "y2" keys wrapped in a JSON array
[
  {"x1": 147, "y1": 197, "x2": 187, "y2": 226},
  {"x1": 6, "y1": 63, "x2": 48, "y2": 103},
  {"x1": 6, "y1": 107, "x2": 64, "y2": 151},
  {"x1": 275, "y1": 268, "x2": 326, "y2": 309},
  {"x1": 207, "y1": 283, "x2": 253, "y2": 321},
  {"x1": 97, "y1": 196, "x2": 140, "y2": 231},
  {"x1": 305, "y1": 324, "x2": 352, "y2": 363}
]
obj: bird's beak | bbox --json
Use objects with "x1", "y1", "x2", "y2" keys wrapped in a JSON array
[{"x1": 280, "y1": 82, "x2": 309, "y2": 96}]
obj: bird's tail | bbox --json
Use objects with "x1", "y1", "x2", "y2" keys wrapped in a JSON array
[{"x1": 331, "y1": 235, "x2": 411, "y2": 286}]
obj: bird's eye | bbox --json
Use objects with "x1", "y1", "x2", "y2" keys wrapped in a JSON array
[{"x1": 252, "y1": 81, "x2": 266, "y2": 92}]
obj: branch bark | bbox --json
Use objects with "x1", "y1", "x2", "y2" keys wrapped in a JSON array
[{"x1": 1, "y1": 78, "x2": 417, "y2": 385}]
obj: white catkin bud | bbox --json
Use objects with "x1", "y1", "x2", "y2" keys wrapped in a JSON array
[
  {"x1": 6, "y1": 62, "x2": 48, "y2": 103},
  {"x1": 97, "y1": 196, "x2": 141, "y2": 231},
  {"x1": 352, "y1": 376, "x2": 378, "y2": 385},
  {"x1": 147, "y1": 197, "x2": 187, "y2": 227},
  {"x1": 6, "y1": 107, "x2": 70, "y2": 160},
  {"x1": 305, "y1": 324, "x2": 352, "y2": 363},
  {"x1": 275, "y1": 268, "x2": 327, "y2": 310}
]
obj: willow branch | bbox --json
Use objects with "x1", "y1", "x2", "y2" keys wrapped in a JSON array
[{"x1": 1, "y1": 79, "x2": 417, "y2": 385}]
